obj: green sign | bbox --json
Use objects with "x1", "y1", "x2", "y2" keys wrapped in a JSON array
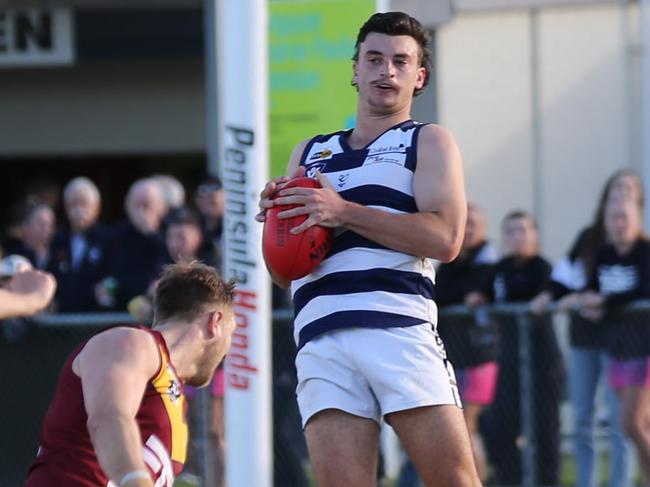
[{"x1": 269, "y1": 0, "x2": 375, "y2": 176}]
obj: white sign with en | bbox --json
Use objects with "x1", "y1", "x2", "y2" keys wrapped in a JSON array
[{"x1": 0, "y1": 7, "x2": 75, "y2": 67}]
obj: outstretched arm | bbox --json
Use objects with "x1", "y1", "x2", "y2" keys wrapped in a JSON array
[
  {"x1": 0, "y1": 270, "x2": 56, "y2": 319},
  {"x1": 75, "y1": 327, "x2": 160, "y2": 487}
]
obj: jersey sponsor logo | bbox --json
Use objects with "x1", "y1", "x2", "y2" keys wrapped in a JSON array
[
  {"x1": 363, "y1": 152, "x2": 406, "y2": 166},
  {"x1": 367, "y1": 143, "x2": 405, "y2": 155}
]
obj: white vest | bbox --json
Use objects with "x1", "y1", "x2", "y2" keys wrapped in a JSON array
[{"x1": 291, "y1": 120, "x2": 437, "y2": 349}]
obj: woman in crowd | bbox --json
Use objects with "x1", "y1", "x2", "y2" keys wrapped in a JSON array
[
  {"x1": 579, "y1": 196, "x2": 650, "y2": 485},
  {"x1": 531, "y1": 169, "x2": 642, "y2": 487},
  {"x1": 478, "y1": 210, "x2": 564, "y2": 486}
]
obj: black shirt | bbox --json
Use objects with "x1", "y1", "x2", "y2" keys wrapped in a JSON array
[
  {"x1": 436, "y1": 242, "x2": 498, "y2": 368},
  {"x1": 486, "y1": 255, "x2": 563, "y2": 375},
  {"x1": 588, "y1": 238, "x2": 650, "y2": 359},
  {"x1": 103, "y1": 221, "x2": 166, "y2": 310},
  {"x1": 48, "y1": 224, "x2": 112, "y2": 312}
]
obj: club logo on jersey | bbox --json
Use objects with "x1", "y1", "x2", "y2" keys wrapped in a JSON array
[
  {"x1": 309, "y1": 148, "x2": 332, "y2": 161},
  {"x1": 305, "y1": 162, "x2": 327, "y2": 178},
  {"x1": 167, "y1": 378, "x2": 181, "y2": 402}
]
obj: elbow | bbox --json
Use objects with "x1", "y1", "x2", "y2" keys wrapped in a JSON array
[
  {"x1": 434, "y1": 247, "x2": 460, "y2": 263},
  {"x1": 431, "y1": 231, "x2": 463, "y2": 263}
]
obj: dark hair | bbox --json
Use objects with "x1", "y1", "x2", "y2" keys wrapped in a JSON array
[
  {"x1": 165, "y1": 206, "x2": 202, "y2": 229},
  {"x1": 501, "y1": 210, "x2": 537, "y2": 231},
  {"x1": 572, "y1": 169, "x2": 644, "y2": 272},
  {"x1": 153, "y1": 260, "x2": 235, "y2": 324},
  {"x1": 196, "y1": 175, "x2": 223, "y2": 196},
  {"x1": 22, "y1": 202, "x2": 54, "y2": 225},
  {"x1": 352, "y1": 11, "x2": 432, "y2": 96}
]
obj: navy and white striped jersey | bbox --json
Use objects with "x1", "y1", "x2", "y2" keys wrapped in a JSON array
[{"x1": 291, "y1": 119, "x2": 437, "y2": 349}]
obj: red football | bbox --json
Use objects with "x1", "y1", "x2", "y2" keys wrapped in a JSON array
[{"x1": 262, "y1": 176, "x2": 334, "y2": 280}]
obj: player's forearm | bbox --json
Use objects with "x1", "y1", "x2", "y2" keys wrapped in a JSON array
[
  {"x1": 0, "y1": 290, "x2": 43, "y2": 319},
  {"x1": 340, "y1": 202, "x2": 463, "y2": 261},
  {"x1": 87, "y1": 415, "x2": 153, "y2": 486}
]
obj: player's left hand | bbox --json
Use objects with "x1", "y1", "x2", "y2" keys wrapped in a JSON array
[
  {"x1": 275, "y1": 171, "x2": 347, "y2": 234},
  {"x1": 255, "y1": 166, "x2": 305, "y2": 223}
]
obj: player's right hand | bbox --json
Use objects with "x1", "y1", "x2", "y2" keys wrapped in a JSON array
[{"x1": 255, "y1": 166, "x2": 305, "y2": 222}]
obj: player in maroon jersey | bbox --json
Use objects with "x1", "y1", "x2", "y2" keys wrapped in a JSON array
[{"x1": 25, "y1": 261, "x2": 236, "y2": 487}]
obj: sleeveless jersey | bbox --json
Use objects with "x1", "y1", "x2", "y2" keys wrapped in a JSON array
[
  {"x1": 25, "y1": 326, "x2": 188, "y2": 487},
  {"x1": 292, "y1": 119, "x2": 437, "y2": 349}
]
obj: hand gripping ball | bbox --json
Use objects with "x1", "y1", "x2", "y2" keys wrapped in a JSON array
[{"x1": 262, "y1": 176, "x2": 334, "y2": 280}]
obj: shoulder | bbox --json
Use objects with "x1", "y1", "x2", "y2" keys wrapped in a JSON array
[
  {"x1": 414, "y1": 124, "x2": 462, "y2": 172},
  {"x1": 292, "y1": 130, "x2": 348, "y2": 171},
  {"x1": 473, "y1": 242, "x2": 499, "y2": 265},
  {"x1": 637, "y1": 237, "x2": 650, "y2": 249},
  {"x1": 290, "y1": 137, "x2": 312, "y2": 159},
  {"x1": 568, "y1": 225, "x2": 593, "y2": 258},
  {"x1": 83, "y1": 326, "x2": 158, "y2": 360},
  {"x1": 594, "y1": 242, "x2": 614, "y2": 260},
  {"x1": 417, "y1": 124, "x2": 459, "y2": 149},
  {"x1": 531, "y1": 255, "x2": 552, "y2": 271},
  {"x1": 634, "y1": 238, "x2": 650, "y2": 256}
]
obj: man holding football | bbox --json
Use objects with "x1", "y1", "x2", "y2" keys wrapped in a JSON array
[{"x1": 256, "y1": 11, "x2": 479, "y2": 487}]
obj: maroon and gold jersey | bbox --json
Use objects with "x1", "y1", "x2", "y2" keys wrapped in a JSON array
[{"x1": 25, "y1": 326, "x2": 188, "y2": 487}]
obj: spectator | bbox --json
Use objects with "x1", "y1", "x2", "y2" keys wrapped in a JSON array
[
  {"x1": 49, "y1": 177, "x2": 112, "y2": 312},
  {"x1": 97, "y1": 178, "x2": 166, "y2": 310},
  {"x1": 161, "y1": 207, "x2": 218, "y2": 268},
  {"x1": 579, "y1": 197, "x2": 650, "y2": 485},
  {"x1": 397, "y1": 203, "x2": 499, "y2": 487},
  {"x1": 479, "y1": 210, "x2": 564, "y2": 486},
  {"x1": 4, "y1": 203, "x2": 56, "y2": 270},
  {"x1": 128, "y1": 207, "x2": 224, "y2": 487},
  {"x1": 152, "y1": 174, "x2": 186, "y2": 211},
  {"x1": 437, "y1": 203, "x2": 499, "y2": 482},
  {"x1": 164, "y1": 207, "x2": 224, "y2": 487},
  {"x1": 531, "y1": 169, "x2": 641, "y2": 487},
  {"x1": 194, "y1": 175, "x2": 224, "y2": 267}
]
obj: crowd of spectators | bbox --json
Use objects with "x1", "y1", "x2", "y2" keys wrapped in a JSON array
[
  {"x1": 399, "y1": 169, "x2": 650, "y2": 487},
  {"x1": 3, "y1": 169, "x2": 650, "y2": 486},
  {"x1": 0, "y1": 174, "x2": 224, "y2": 315}
]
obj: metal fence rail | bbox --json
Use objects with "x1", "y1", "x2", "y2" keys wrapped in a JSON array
[{"x1": 3, "y1": 302, "x2": 650, "y2": 486}]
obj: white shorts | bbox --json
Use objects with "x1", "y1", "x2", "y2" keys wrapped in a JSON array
[{"x1": 295, "y1": 323, "x2": 462, "y2": 427}]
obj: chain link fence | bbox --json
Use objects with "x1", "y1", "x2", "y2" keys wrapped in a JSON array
[{"x1": 3, "y1": 303, "x2": 649, "y2": 486}]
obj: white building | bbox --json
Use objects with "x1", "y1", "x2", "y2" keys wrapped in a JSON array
[{"x1": 404, "y1": 0, "x2": 646, "y2": 260}]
